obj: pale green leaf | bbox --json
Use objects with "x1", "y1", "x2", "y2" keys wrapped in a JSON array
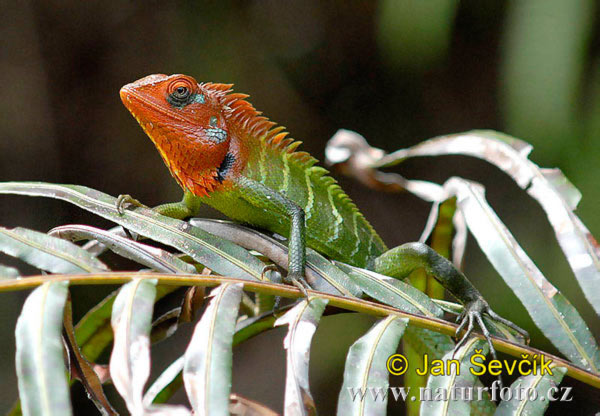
[
  {"x1": 0, "y1": 226, "x2": 108, "y2": 274},
  {"x1": 109, "y1": 278, "x2": 157, "y2": 414},
  {"x1": 420, "y1": 338, "x2": 488, "y2": 416},
  {"x1": 495, "y1": 365, "x2": 568, "y2": 416},
  {"x1": 337, "y1": 316, "x2": 408, "y2": 416},
  {"x1": 15, "y1": 281, "x2": 72, "y2": 416},
  {"x1": 183, "y1": 283, "x2": 243, "y2": 416},
  {"x1": 190, "y1": 218, "x2": 361, "y2": 296},
  {"x1": 446, "y1": 177, "x2": 600, "y2": 371},
  {"x1": 275, "y1": 298, "x2": 328, "y2": 416},
  {"x1": 0, "y1": 182, "x2": 266, "y2": 280},
  {"x1": 50, "y1": 224, "x2": 197, "y2": 273}
]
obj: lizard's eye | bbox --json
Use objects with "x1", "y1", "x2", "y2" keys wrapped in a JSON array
[
  {"x1": 167, "y1": 78, "x2": 195, "y2": 107},
  {"x1": 174, "y1": 86, "x2": 189, "y2": 99}
]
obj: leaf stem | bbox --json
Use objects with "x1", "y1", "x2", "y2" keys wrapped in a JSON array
[{"x1": 2, "y1": 272, "x2": 599, "y2": 389}]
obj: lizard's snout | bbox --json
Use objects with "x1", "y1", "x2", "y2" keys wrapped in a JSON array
[{"x1": 119, "y1": 85, "x2": 132, "y2": 104}]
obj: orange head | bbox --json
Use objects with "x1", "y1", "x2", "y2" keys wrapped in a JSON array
[{"x1": 120, "y1": 74, "x2": 233, "y2": 197}]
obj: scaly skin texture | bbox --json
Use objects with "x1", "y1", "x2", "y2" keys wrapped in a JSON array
[{"x1": 120, "y1": 74, "x2": 528, "y2": 359}]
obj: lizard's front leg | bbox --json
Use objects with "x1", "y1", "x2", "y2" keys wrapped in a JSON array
[
  {"x1": 116, "y1": 191, "x2": 198, "y2": 220},
  {"x1": 234, "y1": 176, "x2": 310, "y2": 296},
  {"x1": 374, "y1": 242, "x2": 528, "y2": 364}
]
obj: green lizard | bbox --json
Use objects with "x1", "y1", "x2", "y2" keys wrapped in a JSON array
[{"x1": 119, "y1": 73, "x2": 527, "y2": 357}]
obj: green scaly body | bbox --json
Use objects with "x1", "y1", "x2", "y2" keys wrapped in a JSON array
[{"x1": 192, "y1": 128, "x2": 387, "y2": 269}]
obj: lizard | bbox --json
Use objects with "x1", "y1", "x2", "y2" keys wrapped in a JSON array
[{"x1": 118, "y1": 73, "x2": 528, "y2": 357}]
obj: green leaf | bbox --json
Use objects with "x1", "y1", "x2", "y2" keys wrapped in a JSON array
[
  {"x1": 275, "y1": 298, "x2": 328, "y2": 416},
  {"x1": 109, "y1": 278, "x2": 157, "y2": 414},
  {"x1": 420, "y1": 338, "x2": 488, "y2": 416},
  {"x1": 0, "y1": 182, "x2": 265, "y2": 280},
  {"x1": 190, "y1": 218, "x2": 361, "y2": 296},
  {"x1": 337, "y1": 316, "x2": 408, "y2": 416},
  {"x1": 183, "y1": 283, "x2": 243, "y2": 416},
  {"x1": 495, "y1": 366, "x2": 568, "y2": 416},
  {"x1": 0, "y1": 226, "x2": 108, "y2": 274},
  {"x1": 50, "y1": 224, "x2": 197, "y2": 273},
  {"x1": 15, "y1": 281, "x2": 72, "y2": 416},
  {"x1": 335, "y1": 262, "x2": 442, "y2": 317},
  {"x1": 446, "y1": 177, "x2": 600, "y2": 371}
]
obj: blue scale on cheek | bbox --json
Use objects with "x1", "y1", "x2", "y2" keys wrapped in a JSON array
[
  {"x1": 206, "y1": 127, "x2": 228, "y2": 144},
  {"x1": 193, "y1": 94, "x2": 205, "y2": 104}
]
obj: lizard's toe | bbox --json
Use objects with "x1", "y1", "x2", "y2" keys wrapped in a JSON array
[{"x1": 116, "y1": 194, "x2": 146, "y2": 215}]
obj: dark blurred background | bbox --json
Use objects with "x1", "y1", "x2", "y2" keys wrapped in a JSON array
[{"x1": 1, "y1": 0, "x2": 599, "y2": 414}]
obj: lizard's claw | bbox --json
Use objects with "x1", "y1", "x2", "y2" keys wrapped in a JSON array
[
  {"x1": 285, "y1": 273, "x2": 312, "y2": 302},
  {"x1": 116, "y1": 194, "x2": 147, "y2": 215},
  {"x1": 486, "y1": 308, "x2": 530, "y2": 344},
  {"x1": 452, "y1": 298, "x2": 526, "y2": 390}
]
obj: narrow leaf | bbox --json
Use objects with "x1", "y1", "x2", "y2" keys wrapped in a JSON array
[
  {"x1": 275, "y1": 298, "x2": 328, "y2": 416},
  {"x1": 337, "y1": 316, "x2": 408, "y2": 416},
  {"x1": 446, "y1": 178, "x2": 600, "y2": 371},
  {"x1": 403, "y1": 327, "x2": 496, "y2": 416},
  {"x1": 63, "y1": 295, "x2": 117, "y2": 415},
  {"x1": 109, "y1": 278, "x2": 157, "y2": 414},
  {"x1": 0, "y1": 226, "x2": 108, "y2": 274},
  {"x1": 149, "y1": 306, "x2": 289, "y2": 406},
  {"x1": 335, "y1": 262, "x2": 442, "y2": 317},
  {"x1": 495, "y1": 365, "x2": 568, "y2": 416},
  {"x1": 150, "y1": 308, "x2": 183, "y2": 344},
  {"x1": 183, "y1": 283, "x2": 243, "y2": 416},
  {"x1": 373, "y1": 130, "x2": 600, "y2": 317},
  {"x1": 191, "y1": 218, "x2": 361, "y2": 296},
  {"x1": 420, "y1": 338, "x2": 488, "y2": 416},
  {"x1": 50, "y1": 224, "x2": 197, "y2": 273},
  {"x1": 527, "y1": 169, "x2": 600, "y2": 315},
  {"x1": 15, "y1": 281, "x2": 72, "y2": 416},
  {"x1": 0, "y1": 182, "x2": 266, "y2": 280}
]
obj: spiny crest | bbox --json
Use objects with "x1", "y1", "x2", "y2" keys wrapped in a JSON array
[
  {"x1": 204, "y1": 82, "x2": 318, "y2": 167},
  {"x1": 203, "y1": 82, "x2": 382, "y2": 243}
]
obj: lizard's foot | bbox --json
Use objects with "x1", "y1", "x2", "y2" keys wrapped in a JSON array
[
  {"x1": 453, "y1": 299, "x2": 529, "y2": 389},
  {"x1": 116, "y1": 194, "x2": 147, "y2": 215},
  {"x1": 285, "y1": 272, "x2": 312, "y2": 301}
]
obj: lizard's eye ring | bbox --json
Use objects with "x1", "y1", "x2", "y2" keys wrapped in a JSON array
[{"x1": 167, "y1": 78, "x2": 195, "y2": 107}]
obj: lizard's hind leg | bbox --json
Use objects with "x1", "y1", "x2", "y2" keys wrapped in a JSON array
[{"x1": 374, "y1": 242, "x2": 528, "y2": 366}]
